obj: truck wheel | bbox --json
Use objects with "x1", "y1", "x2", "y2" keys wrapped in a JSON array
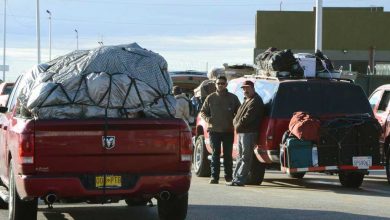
[
  {"x1": 246, "y1": 155, "x2": 265, "y2": 185},
  {"x1": 193, "y1": 135, "x2": 211, "y2": 177},
  {"x1": 288, "y1": 172, "x2": 306, "y2": 179},
  {"x1": 386, "y1": 147, "x2": 390, "y2": 184},
  {"x1": 157, "y1": 193, "x2": 188, "y2": 220},
  {"x1": 338, "y1": 171, "x2": 364, "y2": 188},
  {"x1": 8, "y1": 161, "x2": 38, "y2": 220}
]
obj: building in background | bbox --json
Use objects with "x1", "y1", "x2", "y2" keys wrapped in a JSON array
[{"x1": 254, "y1": 7, "x2": 390, "y2": 74}]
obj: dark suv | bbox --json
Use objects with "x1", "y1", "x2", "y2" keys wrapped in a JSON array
[{"x1": 193, "y1": 75, "x2": 382, "y2": 188}]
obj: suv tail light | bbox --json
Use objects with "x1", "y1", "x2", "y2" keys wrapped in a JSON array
[
  {"x1": 180, "y1": 131, "x2": 193, "y2": 162},
  {"x1": 18, "y1": 134, "x2": 35, "y2": 164}
]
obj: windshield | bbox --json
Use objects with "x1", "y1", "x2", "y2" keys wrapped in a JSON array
[{"x1": 272, "y1": 81, "x2": 373, "y2": 118}]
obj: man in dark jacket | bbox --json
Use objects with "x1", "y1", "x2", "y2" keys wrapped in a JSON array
[
  {"x1": 228, "y1": 80, "x2": 264, "y2": 186},
  {"x1": 200, "y1": 75, "x2": 241, "y2": 184}
]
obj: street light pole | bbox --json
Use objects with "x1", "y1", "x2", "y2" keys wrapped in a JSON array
[
  {"x1": 315, "y1": 0, "x2": 323, "y2": 52},
  {"x1": 74, "y1": 29, "x2": 78, "y2": 50},
  {"x1": 3, "y1": 0, "x2": 7, "y2": 81},
  {"x1": 36, "y1": 0, "x2": 41, "y2": 64},
  {"x1": 46, "y1": 10, "x2": 51, "y2": 61}
]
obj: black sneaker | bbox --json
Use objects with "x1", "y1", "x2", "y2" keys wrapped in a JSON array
[
  {"x1": 209, "y1": 178, "x2": 219, "y2": 184},
  {"x1": 225, "y1": 176, "x2": 233, "y2": 182}
]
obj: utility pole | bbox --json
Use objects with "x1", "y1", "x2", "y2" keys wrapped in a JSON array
[
  {"x1": 46, "y1": 10, "x2": 52, "y2": 60},
  {"x1": 280, "y1": 1, "x2": 282, "y2": 11},
  {"x1": 74, "y1": 29, "x2": 79, "y2": 50},
  {"x1": 3, "y1": 0, "x2": 7, "y2": 81},
  {"x1": 36, "y1": 0, "x2": 41, "y2": 64},
  {"x1": 315, "y1": 0, "x2": 323, "y2": 52}
]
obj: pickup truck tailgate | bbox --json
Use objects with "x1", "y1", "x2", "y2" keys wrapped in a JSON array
[{"x1": 34, "y1": 118, "x2": 186, "y2": 174}]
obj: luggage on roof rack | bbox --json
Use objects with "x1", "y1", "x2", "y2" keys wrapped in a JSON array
[{"x1": 255, "y1": 47, "x2": 304, "y2": 78}]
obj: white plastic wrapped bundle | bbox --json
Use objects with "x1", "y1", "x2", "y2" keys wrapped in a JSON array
[{"x1": 17, "y1": 43, "x2": 176, "y2": 119}]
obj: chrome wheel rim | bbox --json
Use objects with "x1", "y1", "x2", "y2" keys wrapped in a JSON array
[{"x1": 195, "y1": 142, "x2": 202, "y2": 171}]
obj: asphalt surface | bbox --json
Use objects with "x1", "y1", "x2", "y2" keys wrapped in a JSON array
[{"x1": 1, "y1": 170, "x2": 390, "y2": 220}]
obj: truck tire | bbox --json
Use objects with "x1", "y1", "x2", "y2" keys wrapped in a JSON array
[
  {"x1": 386, "y1": 147, "x2": 390, "y2": 184},
  {"x1": 193, "y1": 135, "x2": 211, "y2": 177},
  {"x1": 157, "y1": 193, "x2": 188, "y2": 220},
  {"x1": 338, "y1": 171, "x2": 364, "y2": 188},
  {"x1": 288, "y1": 172, "x2": 306, "y2": 179},
  {"x1": 8, "y1": 161, "x2": 38, "y2": 220},
  {"x1": 246, "y1": 155, "x2": 265, "y2": 185}
]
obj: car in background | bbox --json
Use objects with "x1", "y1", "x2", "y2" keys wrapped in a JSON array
[
  {"x1": 0, "y1": 82, "x2": 15, "y2": 106},
  {"x1": 170, "y1": 70, "x2": 208, "y2": 133},
  {"x1": 169, "y1": 70, "x2": 208, "y2": 97},
  {"x1": 368, "y1": 84, "x2": 390, "y2": 183}
]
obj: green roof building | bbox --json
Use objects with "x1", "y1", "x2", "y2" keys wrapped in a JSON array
[{"x1": 254, "y1": 7, "x2": 390, "y2": 74}]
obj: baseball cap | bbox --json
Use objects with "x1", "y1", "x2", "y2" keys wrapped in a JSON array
[{"x1": 241, "y1": 80, "x2": 254, "y2": 88}]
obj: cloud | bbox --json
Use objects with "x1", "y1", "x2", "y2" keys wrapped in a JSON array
[{"x1": 3, "y1": 33, "x2": 255, "y2": 81}]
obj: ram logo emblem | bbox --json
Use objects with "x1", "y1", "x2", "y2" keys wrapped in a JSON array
[{"x1": 102, "y1": 136, "x2": 116, "y2": 149}]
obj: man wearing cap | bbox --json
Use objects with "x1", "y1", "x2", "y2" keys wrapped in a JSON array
[
  {"x1": 228, "y1": 80, "x2": 264, "y2": 186},
  {"x1": 200, "y1": 75, "x2": 241, "y2": 184}
]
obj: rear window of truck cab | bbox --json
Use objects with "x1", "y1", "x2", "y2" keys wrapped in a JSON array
[{"x1": 271, "y1": 81, "x2": 373, "y2": 118}]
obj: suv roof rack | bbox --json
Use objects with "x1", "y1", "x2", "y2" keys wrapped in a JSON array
[
  {"x1": 304, "y1": 77, "x2": 354, "y2": 83},
  {"x1": 244, "y1": 74, "x2": 280, "y2": 81}
]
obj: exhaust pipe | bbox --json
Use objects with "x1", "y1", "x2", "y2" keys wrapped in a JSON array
[
  {"x1": 159, "y1": 191, "x2": 171, "y2": 201},
  {"x1": 45, "y1": 193, "x2": 57, "y2": 204}
]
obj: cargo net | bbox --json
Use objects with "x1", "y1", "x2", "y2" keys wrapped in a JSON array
[{"x1": 17, "y1": 43, "x2": 176, "y2": 119}]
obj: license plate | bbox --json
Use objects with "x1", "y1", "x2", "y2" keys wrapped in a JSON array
[
  {"x1": 95, "y1": 175, "x2": 122, "y2": 188},
  {"x1": 352, "y1": 156, "x2": 372, "y2": 169}
]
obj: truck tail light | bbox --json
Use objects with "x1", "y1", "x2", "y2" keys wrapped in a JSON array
[
  {"x1": 18, "y1": 134, "x2": 35, "y2": 164},
  {"x1": 180, "y1": 131, "x2": 193, "y2": 162}
]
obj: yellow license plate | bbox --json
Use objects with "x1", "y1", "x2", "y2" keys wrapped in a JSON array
[{"x1": 95, "y1": 175, "x2": 122, "y2": 188}]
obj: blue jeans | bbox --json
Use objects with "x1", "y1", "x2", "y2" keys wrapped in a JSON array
[
  {"x1": 233, "y1": 132, "x2": 258, "y2": 184},
  {"x1": 209, "y1": 132, "x2": 234, "y2": 180}
]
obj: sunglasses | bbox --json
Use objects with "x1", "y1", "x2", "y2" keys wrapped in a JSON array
[{"x1": 217, "y1": 82, "x2": 226, "y2": 85}]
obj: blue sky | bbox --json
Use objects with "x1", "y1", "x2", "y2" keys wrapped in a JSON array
[{"x1": 1, "y1": 0, "x2": 389, "y2": 82}]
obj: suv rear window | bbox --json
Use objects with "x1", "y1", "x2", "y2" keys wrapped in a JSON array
[{"x1": 272, "y1": 81, "x2": 372, "y2": 118}]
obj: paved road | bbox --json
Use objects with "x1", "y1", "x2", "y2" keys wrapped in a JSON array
[{"x1": 1, "y1": 170, "x2": 390, "y2": 220}]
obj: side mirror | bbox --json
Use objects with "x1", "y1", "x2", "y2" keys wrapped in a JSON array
[{"x1": 0, "y1": 106, "x2": 8, "y2": 113}]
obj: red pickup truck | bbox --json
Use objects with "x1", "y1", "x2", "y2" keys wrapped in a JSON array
[{"x1": 0, "y1": 78, "x2": 193, "y2": 220}]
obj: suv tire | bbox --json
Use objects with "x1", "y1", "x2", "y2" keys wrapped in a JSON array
[
  {"x1": 246, "y1": 155, "x2": 265, "y2": 185},
  {"x1": 288, "y1": 172, "x2": 306, "y2": 179},
  {"x1": 338, "y1": 171, "x2": 364, "y2": 188},
  {"x1": 193, "y1": 135, "x2": 211, "y2": 177},
  {"x1": 8, "y1": 161, "x2": 38, "y2": 220},
  {"x1": 157, "y1": 193, "x2": 188, "y2": 220}
]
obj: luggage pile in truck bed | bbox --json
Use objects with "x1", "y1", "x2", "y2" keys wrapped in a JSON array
[{"x1": 17, "y1": 43, "x2": 176, "y2": 119}]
